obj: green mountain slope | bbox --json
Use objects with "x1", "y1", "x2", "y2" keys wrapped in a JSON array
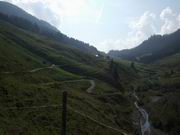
[
  {"x1": 0, "y1": 1, "x2": 99, "y2": 56},
  {"x1": 0, "y1": 18, "x2": 138, "y2": 135},
  {"x1": 108, "y1": 30, "x2": 180, "y2": 63},
  {"x1": 0, "y1": 2, "x2": 179, "y2": 135},
  {"x1": 154, "y1": 53, "x2": 180, "y2": 70}
]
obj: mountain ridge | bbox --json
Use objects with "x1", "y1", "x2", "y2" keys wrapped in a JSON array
[
  {"x1": 0, "y1": 1, "x2": 99, "y2": 56},
  {"x1": 0, "y1": 1, "x2": 58, "y2": 32},
  {"x1": 108, "y1": 29, "x2": 180, "y2": 63}
]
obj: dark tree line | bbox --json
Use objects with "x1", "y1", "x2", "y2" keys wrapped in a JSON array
[
  {"x1": 109, "y1": 59, "x2": 119, "y2": 80},
  {"x1": 0, "y1": 13, "x2": 39, "y2": 33}
]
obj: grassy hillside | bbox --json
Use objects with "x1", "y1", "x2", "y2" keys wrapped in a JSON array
[
  {"x1": 0, "y1": 20, "x2": 139, "y2": 135},
  {"x1": 0, "y1": 70, "x2": 134, "y2": 135},
  {"x1": 154, "y1": 53, "x2": 180, "y2": 71},
  {"x1": 0, "y1": 4, "x2": 179, "y2": 135}
]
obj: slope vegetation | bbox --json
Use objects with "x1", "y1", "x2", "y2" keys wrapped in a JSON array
[{"x1": 0, "y1": 18, "x2": 137, "y2": 135}]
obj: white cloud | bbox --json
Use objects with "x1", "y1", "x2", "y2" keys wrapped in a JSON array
[
  {"x1": 98, "y1": 39, "x2": 124, "y2": 53},
  {"x1": 98, "y1": 11, "x2": 157, "y2": 52},
  {"x1": 1, "y1": 1, "x2": 180, "y2": 52},
  {"x1": 160, "y1": 7, "x2": 180, "y2": 34},
  {"x1": 2, "y1": 0, "x2": 62, "y2": 26},
  {"x1": 2, "y1": 0, "x2": 105, "y2": 28},
  {"x1": 98, "y1": 7, "x2": 180, "y2": 52},
  {"x1": 95, "y1": 2, "x2": 105, "y2": 24},
  {"x1": 128, "y1": 11, "x2": 157, "y2": 45}
]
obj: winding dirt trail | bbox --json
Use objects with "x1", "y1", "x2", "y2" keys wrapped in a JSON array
[
  {"x1": 86, "y1": 80, "x2": 95, "y2": 93},
  {"x1": 1, "y1": 64, "x2": 56, "y2": 74},
  {"x1": 2, "y1": 64, "x2": 95, "y2": 91},
  {"x1": 0, "y1": 65, "x2": 131, "y2": 135},
  {"x1": 29, "y1": 64, "x2": 55, "y2": 73},
  {"x1": 59, "y1": 79, "x2": 96, "y2": 93},
  {"x1": 1, "y1": 64, "x2": 96, "y2": 93}
]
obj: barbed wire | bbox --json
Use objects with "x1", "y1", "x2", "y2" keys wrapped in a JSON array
[
  {"x1": 0, "y1": 104, "x2": 62, "y2": 110},
  {"x1": 67, "y1": 105, "x2": 128, "y2": 135},
  {"x1": 0, "y1": 63, "x2": 129, "y2": 134},
  {"x1": 0, "y1": 104, "x2": 128, "y2": 135}
]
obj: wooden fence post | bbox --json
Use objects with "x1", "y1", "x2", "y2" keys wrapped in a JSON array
[{"x1": 62, "y1": 91, "x2": 67, "y2": 135}]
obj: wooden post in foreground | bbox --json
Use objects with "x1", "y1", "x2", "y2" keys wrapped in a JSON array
[{"x1": 62, "y1": 91, "x2": 67, "y2": 135}]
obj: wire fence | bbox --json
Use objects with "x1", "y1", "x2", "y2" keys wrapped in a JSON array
[
  {"x1": 0, "y1": 62, "x2": 107, "y2": 75},
  {"x1": 0, "y1": 104, "x2": 63, "y2": 110},
  {"x1": 0, "y1": 64, "x2": 129, "y2": 135},
  {"x1": 0, "y1": 102, "x2": 128, "y2": 135},
  {"x1": 67, "y1": 105, "x2": 127, "y2": 135}
]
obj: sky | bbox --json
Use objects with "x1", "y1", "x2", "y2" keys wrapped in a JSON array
[{"x1": 1, "y1": 0, "x2": 180, "y2": 52}]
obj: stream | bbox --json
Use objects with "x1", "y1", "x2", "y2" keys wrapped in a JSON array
[{"x1": 133, "y1": 92, "x2": 151, "y2": 135}]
